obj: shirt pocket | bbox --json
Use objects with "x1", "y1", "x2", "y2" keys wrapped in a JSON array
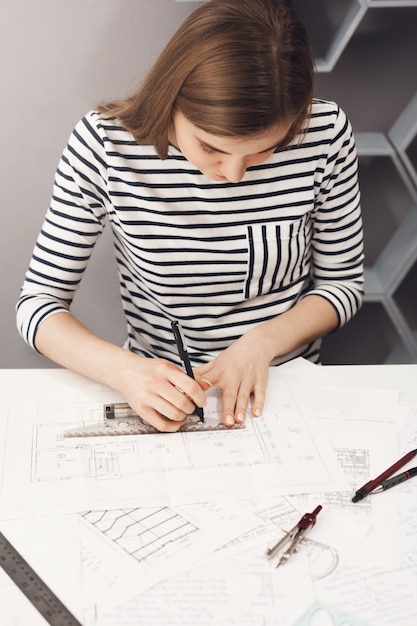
[{"x1": 244, "y1": 214, "x2": 310, "y2": 299}]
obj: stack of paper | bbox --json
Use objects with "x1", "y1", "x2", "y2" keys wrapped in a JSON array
[{"x1": 0, "y1": 359, "x2": 416, "y2": 625}]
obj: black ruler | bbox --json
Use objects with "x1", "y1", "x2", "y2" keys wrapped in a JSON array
[{"x1": 0, "y1": 530, "x2": 83, "y2": 625}]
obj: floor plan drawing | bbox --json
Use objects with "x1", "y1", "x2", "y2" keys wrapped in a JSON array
[
  {"x1": 78, "y1": 501, "x2": 261, "y2": 611},
  {"x1": 297, "y1": 448, "x2": 373, "y2": 513},
  {"x1": 30, "y1": 407, "x2": 284, "y2": 481},
  {"x1": 82, "y1": 507, "x2": 199, "y2": 562},
  {"x1": 0, "y1": 370, "x2": 347, "y2": 517},
  {"x1": 82, "y1": 497, "x2": 367, "y2": 626}
]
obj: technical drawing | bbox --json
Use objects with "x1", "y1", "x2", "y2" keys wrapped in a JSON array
[
  {"x1": 260, "y1": 502, "x2": 339, "y2": 580},
  {"x1": 30, "y1": 415, "x2": 281, "y2": 482},
  {"x1": 295, "y1": 448, "x2": 373, "y2": 514},
  {"x1": 336, "y1": 448, "x2": 370, "y2": 481},
  {"x1": 29, "y1": 388, "x2": 328, "y2": 483},
  {"x1": 0, "y1": 374, "x2": 345, "y2": 517},
  {"x1": 219, "y1": 498, "x2": 340, "y2": 581},
  {"x1": 82, "y1": 507, "x2": 198, "y2": 562}
]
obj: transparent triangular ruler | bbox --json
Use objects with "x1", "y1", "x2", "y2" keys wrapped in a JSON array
[{"x1": 64, "y1": 402, "x2": 245, "y2": 437}]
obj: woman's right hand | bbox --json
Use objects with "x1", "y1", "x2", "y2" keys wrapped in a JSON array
[
  {"x1": 34, "y1": 312, "x2": 207, "y2": 432},
  {"x1": 117, "y1": 355, "x2": 208, "y2": 432}
]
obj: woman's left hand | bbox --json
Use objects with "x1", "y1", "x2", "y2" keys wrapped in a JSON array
[{"x1": 194, "y1": 327, "x2": 273, "y2": 427}]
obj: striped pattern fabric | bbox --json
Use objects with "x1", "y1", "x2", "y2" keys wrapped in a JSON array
[{"x1": 17, "y1": 99, "x2": 364, "y2": 367}]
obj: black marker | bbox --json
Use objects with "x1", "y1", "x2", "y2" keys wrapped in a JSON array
[
  {"x1": 352, "y1": 448, "x2": 417, "y2": 502},
  {"x1": 171, "y1": 320, "x2": 204, "y2": 423},
  {"x1": 371, "y1": 467, "x2": 417, "y2": 494}
]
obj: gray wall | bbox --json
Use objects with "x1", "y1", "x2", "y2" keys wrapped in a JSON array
[
  {"x1": 2, "y1": 0, "x2": 417, "y2": 368},
  {"x1": 1, "y1": 0, "x2": 194, "y2": 367}
]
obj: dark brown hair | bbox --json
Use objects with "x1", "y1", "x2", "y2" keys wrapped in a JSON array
[{"x1": 98, "y1": 0, "x2": 314, "y2": 158}]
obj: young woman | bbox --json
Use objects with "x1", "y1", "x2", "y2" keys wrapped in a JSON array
[{"x1": 16, "y1": 0, "x2": 364, "y2": 432}]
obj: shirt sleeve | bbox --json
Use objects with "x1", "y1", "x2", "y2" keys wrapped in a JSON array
[
  {"x1": 307, "y1": 105, "x2": 364, "y2": 327},
  {"x1": 16, "y1": 112, "x2": 109, "y2": 349}
]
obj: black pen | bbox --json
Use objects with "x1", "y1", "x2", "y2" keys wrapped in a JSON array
[
  {"x1": 371, "y1": 467, "x2": 417, "y2": 494},
  {"x1": 352, "y1": 448, "x2": 417, "y2": 502},
  {"x1": 171, "y1": 320, "x2": 204, "y2": 423}
]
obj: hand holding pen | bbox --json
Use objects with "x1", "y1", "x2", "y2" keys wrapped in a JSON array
[
  {"x1": 171, "y1": 320, "x2": 205, "y2": 422},
  {"x1": 352, "y1": 448, "x2": 417, "y2": 502}
]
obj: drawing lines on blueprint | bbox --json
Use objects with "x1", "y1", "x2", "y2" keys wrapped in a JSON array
[
  {"x1": 28, "y1": 400, "x2": 294, "y2": 483},
  {"x1": 12, "y1": 378, "x2": 345, "y2": 509},
  {"x1": 82, "y1": 507, "x2": 198, "y2": 562}
]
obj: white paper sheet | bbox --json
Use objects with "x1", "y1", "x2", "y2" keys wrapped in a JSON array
[
  {"x1": 79, "y1": 500, "x2": 260, "y2": 611},
  {"x1": 1, "y1": 362, "x2": 416, "y2": 626},
  {"x1": 0, "y1": 515, "x2": 84, "y2": 625},
  {"x1": 0, "y1": 369, "x2": 347, "y2": 518},
  {"x1": 85, "y1": 503, "x2": 368, "y2": 626}
]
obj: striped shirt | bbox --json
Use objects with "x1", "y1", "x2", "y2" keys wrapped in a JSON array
[{"x1": 17, "y1": 99, "x2": 364, "y2": 367}]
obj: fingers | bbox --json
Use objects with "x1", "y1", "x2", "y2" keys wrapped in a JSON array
[
  {"x1": 167, "y1": 367, "x2": 207, "y2": 413},
  {"x1": 221, "y1": 382, "x2": 265, "y2": 427},
  {"x1": 196, "y1": 361, "x2": 267, "y2": 427},
  {"x1": 133, "y1": 384, "x2": 200, "y2": 433},
  {"x1": 251, "y1": 386, "x2": 265, "y2": 419},
  {"x1": 163, "y1": 381, "x2": 198, "y2": 417},
  {"x1": 222, "y1": 387, "x2": 247, "y2": 426},
  {"x1": 144, "y1": 409, "x2": 187, "y2": 433},
  {"x1": 124, "y1": 359, "x2": 207, "y2": 433},
  {"x1": 197, "y1": 378, "x2": 212, "y2": 391},
  {"x1": 149, "y1": 380, "x2": 206, "y2": 430},
  {"x1": 131, "y1": 357, "x2": 267, "y2": 431}
]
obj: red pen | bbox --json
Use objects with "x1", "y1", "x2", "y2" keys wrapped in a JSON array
[{"x1": 352, "y1": 448, "x2": 417, "y2": 502}]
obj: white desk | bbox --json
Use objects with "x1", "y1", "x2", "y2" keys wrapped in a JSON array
[
  {"x1": 0, "y1": 363, "x2": 416, "y2": 626},
  {"x1": 326, "y1": 363, "x2": 417, "y2": 406}
]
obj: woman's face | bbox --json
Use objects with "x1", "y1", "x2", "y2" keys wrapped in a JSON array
[{"x1": 170, "y1": 111, "x2": 292, "y2": 183}]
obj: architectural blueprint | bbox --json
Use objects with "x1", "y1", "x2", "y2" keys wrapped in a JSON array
[
  {"x1": 289, "y1": 381, "x2": 403, "y2": 569},
  {"x1": 1, "y1": 363, "x2": 416, "y2": 625},
  {"x1": 80, "y1": 497, "x2": 368, "y2": 626},
  {"x1": 80, "y1": 377, "x2": 413, "y2": 626},
  {"x1": 0, "y1": 368, "x2": 348, "y2": 518},
  {"x1": 78, "y1": 390, "x2": 417, "y2": 626},
  {"x1": 78, "y1": 500, "x2": 260, "y2": 611}
]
